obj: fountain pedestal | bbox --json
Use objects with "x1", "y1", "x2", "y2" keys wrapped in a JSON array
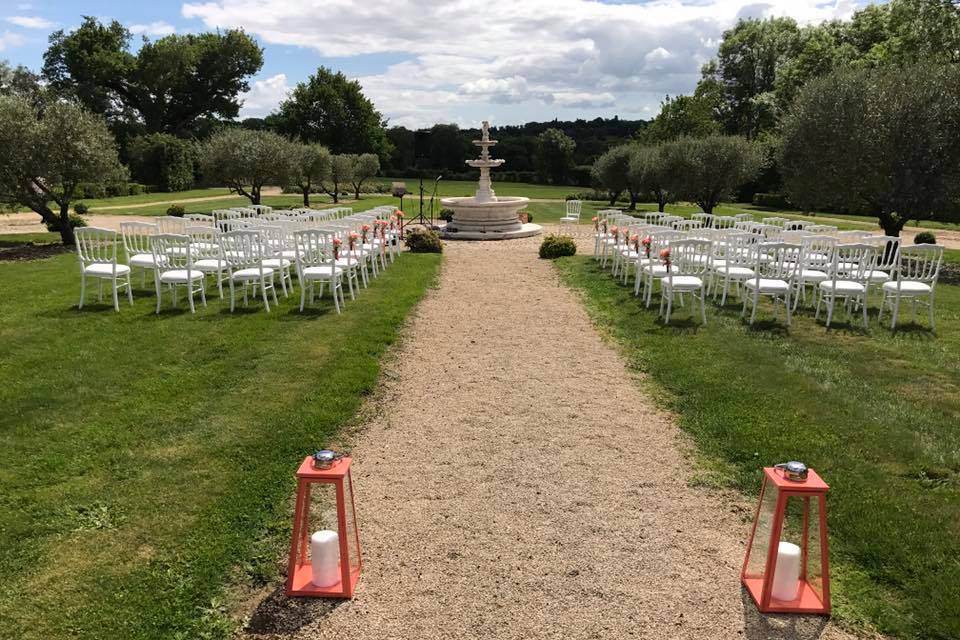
[{"x1": 441, "y1": 121, "x2": 542, "y2": 241}]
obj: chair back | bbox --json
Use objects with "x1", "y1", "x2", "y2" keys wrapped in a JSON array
[
  {"x1": 691, "y1": 212, "x2": 713, "y2": 227},
  {"x1": 896, "y1": 244, "x2": 943, "y2": 284},
  {"x1": 213, "y1": 209, "x2": 241, "y2": 222},
  {"x1": 756, "y1": 242, "x2": 801, "y2": 280},
  {"x1": 806, "y1": 224, "x2": 837, "y2": 235},
  {"x1": 251, "y1": 205, "x2": 273, "y2": 216},
  {"x1": 75, "y1": 227, "x2": 119, "y2": 266},
  {"x1": 712, "y1": 215, "x2": 736, "y2": 229},
  {"x1": 799, "y1": 235, "x2": 837, "y2": 272},
  {"x1": 259, "y1": 224, "x2": 288, "y2": 258},
  {"x1": 220, "y1": 230, "x2": 264, "y2": 268},
  {"x1": 733, "y1": 213, "x2": 754, "y2": 222},
  {"x1": 150, "y1": 233, "x2": 194, "y2": 270},
  {"x1": 725, "y1": 232, "x2": 759, "y2": 267},
  {"x1": 762, "y1": 217, "x2": 788, "y2": 228},
  {"x1": 120, "y1": 221, "x2": 157, "y2": 257},
  {"x1": 184, "y1": 213, "x2": 215, "y2": 227},
  {"x1": 185, "y1": 225, "x2": 221, "y2": 259},
  {"x1": 294, "y1": 229, "x2": 339, "y2": 271},
  {"x1": 780, "y1": 230, "x2": 812, "y2": 244},
  {"x1": 864, "y1": 235, "x2": 901, "y2": 271},
  {"x1": 674, "y1": 219, "x2": 703, "y2": 232},
  {"x1": 831, "y1": 243, "x2": 875, "y2": 283},
  {"x1": 565, "y1": 200, "x2": 582, "y2": 218},
  {"x1": 668, "y1": 239, "x2": 711, "y2": 277},
  {"x1": 662, "y1": 215, "x2": 684, "y2": 228},
  {"x1": 784, "y1": 219, "x2": 811, "y2": 231},
  {"x1": 157, "y1": 216, "x2": 187, "y2": 234}
]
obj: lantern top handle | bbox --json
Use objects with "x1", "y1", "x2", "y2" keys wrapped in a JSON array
[
  {"x1": 296, "y1": 455, "x2": 352, "y2": 479},
  {"x1": 763, "y1": 466, "x2": 829, "y2": 492}
]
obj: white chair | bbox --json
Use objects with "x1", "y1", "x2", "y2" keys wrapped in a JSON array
[
  {"x1": 816, "y1": 243, "x2": 875, "y2": 328},
  {"x1": 294, "y1": 230, "x2": 344, "y2": 313},
  {"x1": 150, "y1": 234, "x2": 206, "y2": 314},
  {"x1": 712, "y1": 216, "x2": 736, "y2": 229},
  {"x1": 792, "y1": 235, "x2": 836, "y2": 310},
  {"x1": 638, "y1": 230, "x2": 682, "y2": 306},
  {"x1": 674, "y1": 219, "x2": 703, "y2": 233},
  {"x1": 219, "y1": 230, "x2": 278, "y2": 312},
  {"x1": 75, "y1": 227, "x2": 133, "y2": 311},
  {"x1": 692, "y1": 212, "x2": 713, "y2": 227},
  {"x1": 251, "y1": 204, "x2": 273, "y2": 216},
  {"x1": 742, "y1": 242, "x2": 799, "y2": 326},
  {"x1": 807, "y1": 224, "x2": 838, "y2": 235},
  {"x1": 836, "y1": 230, "x2": 872, "y2": 243},
  {"x1": 879, "y1": 244, "x2": 943, "y2": 330},
  {"x1": 186, "y1": 226, "x2": 227, "y2": 298},
  {"x1": 733, "y1": 213, "x2": 754, "y2": 222},
  {"x1": 156, "y1": 216, "x2": 187, "y2": 234},
  {"x1": 184, "y1": 213, "x2": 215, "y2": 227},
  {"x1": 863, "y1": 235, "x2": 901, "y2": 297},
  {"x1": 712, "y1": 232, "x2": 757, "y2": 306},
  {"x1": 259, "y1": 224, "x2": 294, "y2": 296},
  {"x1": 659, "y1": 239, "x2": 710, "y2": 325},
  {"x1": 560, "y1": 200, "x2": 582, "y2": 233},
  {"x1": 120, "y1": 221, "x2": 164, "y2": 287}
]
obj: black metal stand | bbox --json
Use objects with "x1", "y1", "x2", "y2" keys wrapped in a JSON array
[{"x1": 402, "y1": 175, "x2": 440, "y2": 232}]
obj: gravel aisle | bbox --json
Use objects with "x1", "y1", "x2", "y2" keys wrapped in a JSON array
[{"x1": 280, "y1": 234, "x2": 850, "y2": 640}]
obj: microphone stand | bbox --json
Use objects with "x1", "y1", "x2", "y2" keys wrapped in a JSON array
[{"x1": 429, "y1": 175, "x2": 443, "y2": 226}]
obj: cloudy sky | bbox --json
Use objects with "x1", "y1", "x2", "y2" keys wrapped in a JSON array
[{"x1": 2, "y1": 0, "x2": 874, "y2": 128}]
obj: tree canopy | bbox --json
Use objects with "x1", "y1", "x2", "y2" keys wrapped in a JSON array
[
  {"x1": 290, "y1": 143, "x2": 331, "y2": 207},
  {"x1": 0, "y1": 96, "x2": 126, "y2": 244},
  {"x1": 534, "y1": 128, "x2": 576, "y2": 184},
  {"x1": 42, "y1": 17, "x2": 263, "y2": 137},
  {"x1": 780, "y1": 64, "x2": 960, "y2": 236},
  {"x1": 198, "y1": 128, "x2": 294, "y2": 204},
  {"x1": 274, "y1": 67, "x2": 390, "y2": 157},
  {"x1": 660, "y1": 135, "x2": 762, "y2": 214}
]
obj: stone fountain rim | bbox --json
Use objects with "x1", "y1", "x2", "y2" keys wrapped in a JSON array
[{"x1": 440, "y1": 195, "x2": 530, "y2": 207}]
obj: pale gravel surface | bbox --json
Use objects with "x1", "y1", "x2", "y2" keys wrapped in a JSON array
[{"x1": 249, "y1": 229, "x2": 859, "y2": 640}]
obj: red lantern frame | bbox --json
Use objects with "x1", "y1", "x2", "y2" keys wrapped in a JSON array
[
  {"x1": 741, "y1": 466, "x2": 831, "y2": 614},
  {"x1": 286, "y1": 456, "x2": 362, "y2": 598}
]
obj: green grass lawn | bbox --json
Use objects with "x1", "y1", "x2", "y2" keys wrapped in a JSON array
[
  {"x1": 0, "y1": 247, "x2": 442, "y2": 639},
  {"x1": 556, "y1": 256, "x2": 960, "y2": 639},
  {"x1": 78, "y1": 187, "x2": 234, "y2": 208}
]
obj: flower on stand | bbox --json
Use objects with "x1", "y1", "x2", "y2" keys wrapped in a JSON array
[
  {"x1": 348, "y1": 231, "x2": 359, "y2": 251},
  {"x1": 394, "y1": 210, "x2": 404, "y2": 220},
  {"x1": 361, "y1": 224, "x2": 370, "y2": 243},
  {"x1": 332, "y1": 237, "x2": 342, "y2": 260},
  {"x1": 601, "y1": 219, "x2": 608, "y2": 234},
  {"x1": 592, "y1": 216, "x2": 599, "y2": 231},
  {"x1": 660, "y1": 247, "x2": 671, "y2": 270},
  {"x1": 641, "y1": 235, "x2": 652, "y2": 258},
  {"x1": 622, "y1": 227, "x2": 630, "y2": 241},
  {"x1": 630, "y1": 234, "x2": 639, "y2": 251},
  {"x1": 610, "y1": 225, "x2": 618, "y2": 239}
]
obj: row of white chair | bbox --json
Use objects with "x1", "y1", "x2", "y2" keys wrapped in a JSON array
[{"x1": 592, "y1": 211, "x2": 944, "y2": 329}]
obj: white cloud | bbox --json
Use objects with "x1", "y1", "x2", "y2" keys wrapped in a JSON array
[
  {"x1": 5, "y1": 15, "x2": 54, "y2": 29},
  {"x1": 239, "y1": 73, "x2": 292, "y2": 118},
  {"x1": 183, "y1": 0, "x2": 867, "y2": 127},
  {"x1": 129, "y1": 21, "x2": 176, "y2": 37},
  {"x1": 0, "y1": 30, "x2": 25, "y2": 52}
]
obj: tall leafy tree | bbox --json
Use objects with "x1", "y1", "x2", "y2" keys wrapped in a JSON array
[
  {"x1": 274, "y1": 67, "x2": 390, "y2": 157},
  {"x1": 534, "y1": 128, "x2": 576, "y2": 184},
  {"x1": 591, "y1": 144, "x2": 633, "y2": 206},
  {"x1": 661, "y1": 135, "x2": 761, "y2": 214},
  {"x1": 0, "y1": 96, "x2": 126, "y2": 245},
  {"x1": 42, "y1": 17, "x2": 263, "y2": 137},
  {"x1": 780, "y1": 64, "x2": 960, "y2": 236},
  {"x1": 638, "y1": 94, "x2": 720, "y2": 143},
  {"x1": 427, "y1": 124, "x2": 468, "y2": 172},
  {"x1": 318, "y1": 154, "x2": 355, "y2": 204},
  {"x1": 628, "y1": 145, "x2": 672, "y2": 212},
  {"x1": 348, "y1": 153, "x2": 380, "y2": 200},
  {"x1": 198, "y1": 128, "x2": 294, "y2": 204},
  {"x1": 290, "y1": 143, "x2": 331, "y2": 208}
]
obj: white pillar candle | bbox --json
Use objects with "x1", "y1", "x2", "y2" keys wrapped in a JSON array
[
  {"x1": 771, "y1": 541, "x2": 802, "y2": 601},
  {"x1": 310, "y1": 530, "x2": 341, "y2": 588}
]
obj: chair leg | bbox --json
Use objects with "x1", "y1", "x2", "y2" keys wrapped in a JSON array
[
  {"x1": 188, "y1": 282, "x2": 196, "y2": 314},
  {"x1": 127, "y1": 273, "x2": 134, "y2": 305},
  {"x1": 749, "y1": 291, "x2": 759, "y2": 325},
  {"x1": 347, "y1": 270, "x2": 355, "y2": 300},
  {"x1": 825, "y1": 294, "x2": 834, "y2": 327},
  {"x1": 929, "y1": 292, "x2": 936, "y2": 330},
  {"x1": 271, "y1": 274, "x2": 279, "y2": 306},
  {"x1": 332, "y1": 279, "x2": 341, "y2": 314},
  {"x1": 112, "y1": 277, "x2": 120, "y2": 312},
  {"x1": 861, "y1": 294, "x2": 868, "y2": 328},
  {"x1": 199, "y1": 279, "x2": 207, "y2": 307},
  {"x1": 890, "y1": 294, "x2": 900, "y2": 329},
  {"x1": 700, "y1": 288, "x2": 707, "y2": 325},
  {"x1": 785, "y1": 290, "x2": 792, "y2": 327},
  {"x1": 79, "y1": 273, "x2": 86, "y2": 309},
  {"x1": 229, "y1": 278, "x2": 236, "y2": 312},
  {"x1": 260, "y1": 275, "x2": 271, "y2": 312},
  {"x1": 299, "y1": 279, "x2": 307, "y2": 311}
]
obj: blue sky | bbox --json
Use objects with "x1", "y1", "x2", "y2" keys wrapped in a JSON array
[{"x1": 1, "y1": 0, "x2": 874, "y2": 128}]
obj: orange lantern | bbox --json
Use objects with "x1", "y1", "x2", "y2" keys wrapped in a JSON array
[
  {"x1": 286, "y1": 452, "x2": 362, "y2": 598},
  {"x1": 741, "y1": 462, "x2": 831, "y2": 614}
]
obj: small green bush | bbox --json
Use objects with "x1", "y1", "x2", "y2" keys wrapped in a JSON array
[
  {"x1": 405, "y1": 227, "x2": 443, "y2": 253},
  {"x1": 74, "y1": 202, "x2": 89, "y2": 215},
  {"x1": 538, "y1": 234, "x2": 577, "y2": 259},
  {"x1": 128, "y1": 183, "x2": 146, "y2": 196},
  {"x1": 914, "y1": 231, "x2": 937, "y2": 245},
  {"x1": 166, "y1": 204, "x2": 186, "y2": 217},
  {"x1": 439, "y1": 208, "x2": 455, "y2": 222},
  {"x1": 44, "y1": 214, "x2": 87, "y2": 232},
  {"x1": 753, "y1": 192, "x2": 791, "y2": 208}
]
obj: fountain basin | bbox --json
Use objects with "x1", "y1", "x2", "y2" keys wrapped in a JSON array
[{"x1": 440, "y1": 195, "x2": 542, "y2": 240}]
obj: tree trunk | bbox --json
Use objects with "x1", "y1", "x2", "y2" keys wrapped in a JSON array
[
  {"x1": 251, "y1": 185, "x2": 261, "y2": 205},
  {"x1": 878, "y1": 211, "x2": 905, "y2": 237},
  {"x1": 332, "y1": 183, "x2": 339, "y2": 204},
  {"x1": 57, "y1": 202, "x2": 76, "y2": 246},
  {"x1": 627, "y1": 190, "x2": 638, "y2": 211},
  {"x1": 355, "y1": 187, "x2": 361, "y2": 200},
  {"x1": 608, "y1": 190, "x2": 621, "y2": 206},
  {"x1": 657, "y1": 192, "x2": 667, "y2": 213},
  {"x1": 700, "y1": 200, "x2": 714, "y2": 215},
  {"x1": 302, "y1": 189, "x2": 310, "y2": 208}
]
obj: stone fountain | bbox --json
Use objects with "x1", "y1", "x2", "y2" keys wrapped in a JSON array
[{"x1": 441, "y1": 121, "x2": 541, "y2": 240}]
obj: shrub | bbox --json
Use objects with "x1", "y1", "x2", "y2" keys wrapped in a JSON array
[
  {"x1": 753, "y1": 192, "x2": 791, "y2": 208},
  {"x1": 914, "y1": 231, "x2": 937, "y2": 245},
  {"x1": 74, "y1": 202, "x2": 89, "y2": 215},
  {"x1": 127, "y1": 133, "x2": 196, "y2": 192},
  {"x1": 405, "y1": 227, "x2": 443, "y2": 253},
  {"x1": 538, "y1": 234, "x2": 577, "y2": 259},
  {"x1": 105, "y1": 182, "x2": 128, "y2": 197},
  {"x1": 44, "y1": 214, "x2": 87, "y2": 232},
  {"x1": 439, "y1": 208, "x2": 455, "y2": 222},
  {"x1": 166, "y1": 204, "x2": 186, "y2": 217},
  {"x1": 128, "y1": 183, "x2": 146, "y2": 196},
  {"x1": 78, "y1": 182, "x2": 106, "y2": 199}
]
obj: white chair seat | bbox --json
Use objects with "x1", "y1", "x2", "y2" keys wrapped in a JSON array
[
  {"x1": 718, "y1": 266, "x2": 755, "y2": 278},
  {"x1": 744, "y1": 278, "x2": 790, "y2": 293},
  {"x1": 560, "y1": 216, "x2": 577, "y2": 222},
  {"x1": 663, "y1": 276, "x2": 704, "y2": 291},
  {"x1": 798, "y1": 269, "x2": 828, "y2": 281},
  {"x1": 159, "y1": 269, "x2": 204, "y2": 283},
  {"x1": 303, "y1": 265, "x2": 344, "y2": 279},
  {"x1": 621, "y1": 249, "x2": 640, "y2": 259},
  {"x1": 194, "y1": 258, "x2": 225, "y2": 271},
  {"x1": 232, "y1": 267, "x2": 274, "y2": 280},
  {"x1": 84, "y1": 263, "x2": 131, "y2": 277},
  {"x1": 335, "y1": 258, "x2": 358, "y2": 269},
  {"x1": 882, "y1": 280, "x2": 932, "y2": 295},
  {"x1": 129, "y1": 253, "x2": 166, "y2": 268},
  {"x1": 710, "y1": 259, "x2": 727, "y2": 269},
  {"x1": 819, "y1": 280, "x2": 865, "y2": 294},
  {"x1": 262, "y1": 258, "x2": 291, "y2": 269},
  {"x1": 642, "y1": 264, "x2": 676, "y2": 276},
  {"x1": 866, "y1": 270, "x2": 891, "y2": 283}
]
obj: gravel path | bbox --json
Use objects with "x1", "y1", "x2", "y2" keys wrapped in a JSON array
[{"x1": 249, "y1": 233, "x2": 854, "y2": 640}]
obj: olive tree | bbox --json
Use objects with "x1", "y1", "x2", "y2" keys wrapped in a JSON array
[
  {"x1": 318, "y1": 154, "x2": 354, "y2": 204},
  {"x1": 780, "y1": 64, "x2": 960, "y2": 236},
  {"x1": 628, "y1": 145, "x2": 672, "y2": 212},
  {"x1": 0, "y1": 96, "x2": 126, "y2": 245},
  {"x1": 591, "y1": 144, "x2": 634, "y2": 206},
  {"x1": 291, "y1": 143, "x2": 331, "y2": 207},
  {"x1": 198, "y1": 128, "x2": 295, "y2": 204},
  {"x1": 661, "y1": 135, "x2": 762, "y2": 214},
  {"x1": 534, "y1": 128, "x2": 576, "y2": 184},
  {"x1": 349, "y1": 153, "x2": 380, "y2": 200}
]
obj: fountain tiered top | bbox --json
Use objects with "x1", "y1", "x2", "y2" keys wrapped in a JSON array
[{"x1": 465, "y1": 121, "x2": 506, "y2": 203}]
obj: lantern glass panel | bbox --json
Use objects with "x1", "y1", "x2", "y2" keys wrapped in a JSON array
[
  {"x1": 744, "y1": 479, "x2": 778, "y2": 580},
  {"x1": 307, "y1": 483, "x2": 340, "y2": 563},
  {"x1": 344, "y1": 472, "x2": 361, "y2": 573},
  {"x1": 805, "y1": 496, "x2": 824, "y2": 600}
]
